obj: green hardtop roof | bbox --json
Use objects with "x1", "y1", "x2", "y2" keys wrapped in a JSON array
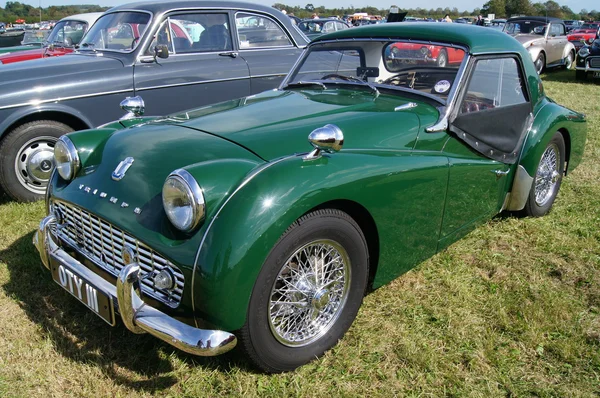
[{"x1": 312, "y1": 22, "x2": 528, "y2": 56}]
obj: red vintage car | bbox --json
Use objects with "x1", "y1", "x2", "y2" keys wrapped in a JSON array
[
  {"x1": 0, "y1": 13, "x2": 101, "y2": 65},
  {"x1": 567, "y1": 23, "x2": 600, "y2": 48},
  {"x1": 389, "y1": 42, "x2": 465, "y2": 67}
]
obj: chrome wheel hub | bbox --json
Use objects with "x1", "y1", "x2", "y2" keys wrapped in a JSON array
[
  {"x1": 534, "y1": 143, "x2": 560, "y2": 206},
  {"x1": 268, "y1": 239, "x2": 351, "y2": 347},
  {"x1": 15, "y1": 136, "x2": 57, "y2": 194}
]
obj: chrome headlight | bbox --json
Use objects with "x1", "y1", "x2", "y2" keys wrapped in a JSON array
[
  {"x1": 54, "y1": 136, "x2": 80, "y2": 181},
  {"x1": 578, "y1": 47, "x2": 590, "y2": 57},
  {"x1": 162, "y1": 169, "x2": 205, "y2": 232}
]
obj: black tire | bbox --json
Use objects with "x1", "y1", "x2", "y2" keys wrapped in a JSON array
[
  {"x1": 534, "y1": 52, "x2": 545, "y2": 75},
  {"x1": 576, "y1": 69, "x2": 587, "y2": 80},
  {"x1": 239, "y1": 209, "x2": 369, "y2": 373},
  {"x1": 521, "y1": 132, "x2": 565, "y2": 217},
  {"x1": 436, "y1": 49, "x2": 448, "y2": 68},
  {"x1": 0, "y1": 120, "x2": 73, "y2": 202}
]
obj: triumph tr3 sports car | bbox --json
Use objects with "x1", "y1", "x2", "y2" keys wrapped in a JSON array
[{"x1": 34, "y1": 23, "x2": 586, "y2": 373}]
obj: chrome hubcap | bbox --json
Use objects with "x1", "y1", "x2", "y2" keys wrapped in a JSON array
[
  {"x1": 534, "y1": 143, "x2": 560, "y2": 206},
  {"x1": 268, "y1": 239, "x2": 351, "y2": 347},
  {"x1": 14, "y1": 136, "x2": 57, "y2": 194}
]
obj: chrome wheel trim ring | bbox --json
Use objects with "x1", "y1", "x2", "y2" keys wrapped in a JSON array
[
  {"x1": 534, "y1": 142, "x2": 560, "y2": 206},
  {"x1": 437, "y1": 51, "x2": 447, "y2": 67},
  {"x1": 268, "y1": 239, "x2": 351, "y2": 347},
  {"x1": 535, "y1": 54, "x2": 544, "y2": 74},
  {"x1": 14, "y1": 136, "x2": 57, "y2": 194},
  {"x1": 565, "y1": 53, "x2": 573, "y2": 69}
]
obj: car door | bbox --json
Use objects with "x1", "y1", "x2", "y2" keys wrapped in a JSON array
[
  {"x1": 440, "y1": 56, "x2": 532, "y2": 244},
  {"x1": 546, "y1": 23, "x2": 563, "y2": 64},
  {"x1": 234, "y1": 11, "x2": 304, "y2": 94},
  {"x1": 133, "y1": 11, "x2": 251, "y2": 116}
]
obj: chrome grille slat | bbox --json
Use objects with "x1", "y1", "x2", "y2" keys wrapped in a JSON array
[{"x1": 53, "y1": 201, "x2": 184, "y2": 307}]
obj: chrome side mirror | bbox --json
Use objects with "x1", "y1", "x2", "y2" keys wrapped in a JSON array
[
  {"x1": 303, "y1": 124, "x2": 344, "y2": 161},
  {"x1": 120, "y1": 96, "x2": 145, "y2": 120}
]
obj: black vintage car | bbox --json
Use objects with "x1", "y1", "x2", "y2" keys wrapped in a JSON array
[
  {"x1": 575, "y1": 33, "x2": 600, "y2": 80},
  {"x1": 0, "y1": 0, "x2": 308, "y2": 202}
]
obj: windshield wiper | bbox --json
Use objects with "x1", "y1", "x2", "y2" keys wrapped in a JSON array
[{"x1": 284, "y1": 81, "x2": 327, "y2": 90}]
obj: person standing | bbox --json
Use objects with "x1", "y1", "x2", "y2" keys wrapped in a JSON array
[{"x1": 444, "y1": 14, "x2": 452, "y2": 23}]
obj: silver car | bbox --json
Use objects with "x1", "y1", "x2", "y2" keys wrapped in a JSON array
[{"x1": 504, "y1": 16, "x2": 575, "y2": 74}]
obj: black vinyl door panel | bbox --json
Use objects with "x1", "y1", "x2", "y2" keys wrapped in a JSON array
[{"x1": 450, "y1": 102, "x2": 532, "y2": 164}]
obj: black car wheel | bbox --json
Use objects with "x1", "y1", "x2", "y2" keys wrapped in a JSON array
[
  {"x1": 239, "y1": 209, "x2": 369, "y2": 373},
  {"x1": 521, "y1": 132, "x2": 565, "y2": 217},
  {"x1": 0, "y1": 120, "x2": 73, "y2": 202},
  {"x1": 534, "y1": 52, "x2": 545, "y2": 75}
]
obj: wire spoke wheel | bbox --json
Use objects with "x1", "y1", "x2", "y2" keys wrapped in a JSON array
[
  {"x1": 268, "y1": 239, "x2": 351, "y2": 347},
  {"x1": 534, "y1": 143, "x2": 560, "y2": 206}
]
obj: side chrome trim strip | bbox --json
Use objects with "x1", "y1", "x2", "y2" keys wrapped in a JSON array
[
  {"x1": 0, "y1": 88, "x2": 132, "y2": 111},
  {"x1": 135, "y1": 73, "x2": 286, "y2": 92},
  {"x1": 191, "y1": 155, "x2": 295, "y2": 325}
]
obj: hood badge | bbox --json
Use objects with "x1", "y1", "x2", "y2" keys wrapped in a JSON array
[
  {"x1": 112, "y1": 157, "x2": 134, "y2": 181},
  {"x1": 78, "y1": 184, "x2": 142, "y2": 215}
]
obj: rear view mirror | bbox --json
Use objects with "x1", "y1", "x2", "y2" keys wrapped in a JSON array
[{"x1": 154, "y1": 44, "x2": 169, "y2": 59}]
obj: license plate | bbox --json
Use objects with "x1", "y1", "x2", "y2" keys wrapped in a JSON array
[
  {"x1": 593, "y1": 72, "x2": 600, "y2": 78},
  {"x1": 51, "y1": 263, "x2": 115, "y2": 325}
]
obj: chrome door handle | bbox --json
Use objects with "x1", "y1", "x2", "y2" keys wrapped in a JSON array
[
  {"x1": 491, "y1": 169, "x2": 510, "y2": 179},
  {"x1": 219, "y1": 51, "x2": 238, "y2": 58}
]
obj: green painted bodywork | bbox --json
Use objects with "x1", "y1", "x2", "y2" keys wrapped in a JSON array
[{"x1": 45, "y1": 26, "x2": 587, "y2": 332}]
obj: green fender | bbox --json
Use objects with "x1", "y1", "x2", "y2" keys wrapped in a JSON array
[
  {"x1": 192, "y1": 150, "x2": 449, "y2": 331},
  {"x1": 519, "y1": 98, "x2": 586, "y2": 178}
]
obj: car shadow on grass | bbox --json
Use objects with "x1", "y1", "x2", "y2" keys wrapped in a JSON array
[
  {"x1": 0, "y1": 232, "x2": 253, "y2": 392},
  {"x1": 542, "y1": 69, "x2": 600, "y2": 84}
]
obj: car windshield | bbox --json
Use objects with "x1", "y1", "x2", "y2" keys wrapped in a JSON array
[
  {"x1": 79, "y1": 11, "x2": 150, "y2": 52},
  {"x1": 22, "y1": 30, "x2": 49, "y2": 45},
  {"x1": 284, "y1": 40, "x2": 466, "y2": 103},
  {"x1": 47, "y1": 19, "x2": 89, "y2": 46},
  {"x1": 504, "y1": 21, "x2": 547, "y2": 35},
  {"x1": 581, "y1": 23, "x2": 599, "y2": 29}
]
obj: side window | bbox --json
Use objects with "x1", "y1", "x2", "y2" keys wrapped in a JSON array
[
  {"x1": 150, "y1": 13, "x2": 231, "y2": 54},
  {"x1": 461, "y1": 58, "x2": 527, "y2": 114},
  {"x1": 323, "y1": 21, "x2": 335, "y2": 34},
  {"x1": 335, "y1": 22, "x2": 348, "y2": 31},
  {"x1": 236, "y1": 12, "x2": 292, "y2": 48}
]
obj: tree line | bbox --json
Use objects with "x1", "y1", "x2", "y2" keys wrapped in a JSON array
[{"x1": 0, "y1": 2, "x2": 108, "y2": 23}]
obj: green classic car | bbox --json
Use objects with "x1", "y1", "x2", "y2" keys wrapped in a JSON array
[{"x1": 34, "y1": 23, "x2": 586, "y2": 372}]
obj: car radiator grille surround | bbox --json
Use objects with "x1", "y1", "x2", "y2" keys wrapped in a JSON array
[
  {"x1": 589, "y1": 57, "x2": 600, "y2": 68},
  {"x1": 52, "y1": 200, "x2": 184, "y2": 307}
]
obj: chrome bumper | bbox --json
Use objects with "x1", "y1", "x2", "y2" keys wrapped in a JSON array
[{"x1": 33, "y1": 215, "x2": 237, "y2": 357}]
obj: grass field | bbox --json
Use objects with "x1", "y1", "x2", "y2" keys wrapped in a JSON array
[{"x1": 0, "y1": 70, "x2": 598, "y2": 397}]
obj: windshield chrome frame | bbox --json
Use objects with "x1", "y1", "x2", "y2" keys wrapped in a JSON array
[
  {"x1": 279, "y1": 37, "x2": 471, "y2": 128},
  {"x1": 78, "y1": 9, "x2": 154, "y2": 54}
]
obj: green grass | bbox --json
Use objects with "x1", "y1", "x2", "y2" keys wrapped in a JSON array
[{"x1": 0, "y1": 69, "x2": 599, "y2": 396}]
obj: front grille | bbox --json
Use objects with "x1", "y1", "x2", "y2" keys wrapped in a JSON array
[
  {"x1": 52, "y1": 201, "x2": 185, "y2": 307},
  {"x1": 589, "y1": 57, "x2": 600, "y2": 68}
]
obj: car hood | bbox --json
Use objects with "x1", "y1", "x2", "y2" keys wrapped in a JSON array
[
  {"x1": 0, "y1": 54, "x2": 125, "y2": 108},
  {"x1": 511, "y1": 34, "x2": 545, "y2": 47},
  {"x1": 173, "y1": 88, "x2": 438, "y2": 161}
]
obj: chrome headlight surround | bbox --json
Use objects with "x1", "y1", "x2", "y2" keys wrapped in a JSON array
[
  {"x1": 54, "y1": 135, "x2": 80, "y2": 181},
  {"x1": 578, "y1": 47, "x2": 590, "y2": 58},
  {"x1": 162, "y1": 169, "x2": 205, "y2": 233}
]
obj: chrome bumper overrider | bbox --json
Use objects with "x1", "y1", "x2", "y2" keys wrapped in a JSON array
[{"x1": 33, "y1": 215, "x2": 237, "y2": 357}]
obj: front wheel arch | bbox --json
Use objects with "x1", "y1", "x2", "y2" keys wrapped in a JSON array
[{"x1": 1, "y1": 110, "x2": 90, "y2": 140}]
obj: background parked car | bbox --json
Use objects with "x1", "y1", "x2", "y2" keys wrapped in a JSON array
[
  {"x1": 0, "y1": 0, "x2": 308, "y2": 203},
  {"x1": 567, "y1": 23, "x2": 600, "y2": 49},
  {"x1": 0, "y1": 30, "x2": 50, "y2": 55},
  {"x1": 503, "y1": 16, "x2": 575, "y2": 74},
  {"x1": 575, "y1": 32, "x2": 600, "y2": 80},
  {"x1": 0, "y1": 13, "x2": 101, "y2": 65},
  {"x1": 297, "y1": 18, "x2": 349, "y2": 39}
]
